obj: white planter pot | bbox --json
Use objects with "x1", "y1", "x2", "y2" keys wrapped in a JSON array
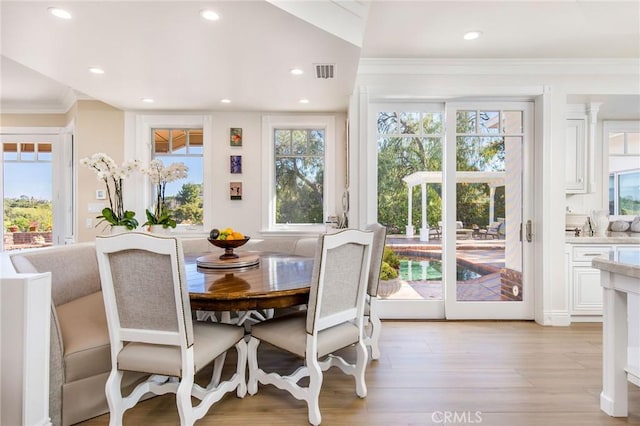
[
  {"x1": 149, "y1": 225, "x2": 169, "y2": 235},
  {"x1": 378, "y1": 278, "x2": 402, "y2": 298},
  {"x1": 110, "y1": 225, "x2": 128, "y2": 235}
]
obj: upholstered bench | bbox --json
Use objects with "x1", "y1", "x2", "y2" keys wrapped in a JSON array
[
  {"x1": 10, "y1": 243, "x2": 143, "y2": 426},
  {"x1": 8, "y1": 235, "x2": 319, "y2": 425}
]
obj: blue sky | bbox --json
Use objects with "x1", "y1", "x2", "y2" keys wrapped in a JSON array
[
  {"x1": 159, "y1": 157, "x2": 203, "y2": 196},
  {"x1": 3, "y1": 162, "x2": 52, "y2": 200},
  {"x1": 2, "y1": 158, "x2": 203, "y2": 201}
]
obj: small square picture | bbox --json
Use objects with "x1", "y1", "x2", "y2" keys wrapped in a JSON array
[
  {"x1": 96, "y1": 189, "x2": 106, "y2": 200},
  {"x1": 230, "y1": 155, "x2": 242, "y2": 174},
  {"x1": 230, "y1": 182, "x2": 242, "y2": 200},
  {"x1": 230, "y1": 128, "x2": 242, "y2": 146}
]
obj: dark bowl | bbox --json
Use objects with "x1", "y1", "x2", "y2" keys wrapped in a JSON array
[{"x1": 207, "y1": 237, "x2": 250, "y2": 249}]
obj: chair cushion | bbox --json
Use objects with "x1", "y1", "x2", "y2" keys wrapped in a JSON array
[
  {"x1": 117, "y1": 322, "x2": 244, "y2": 377},
  {"x1": 251, "y1": 313, "x2": 359, "y2": 359},
  {"x1": 56, "y1": 291, "x2": 111, "y2": 382}
]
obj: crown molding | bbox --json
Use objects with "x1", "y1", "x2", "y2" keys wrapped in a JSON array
[
  {"x1": 358, "y1": 58, "x2": 640, "y2": 76},
  {"x1": 0, "y1": 88, "x2": 92, "y2": 114}
]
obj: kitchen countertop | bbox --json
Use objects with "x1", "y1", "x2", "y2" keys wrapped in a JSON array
[
  {"x1": 592, "y1": 250, "x2": 640, "y2": 280},
  {"x1": 566, "y1": 231, "x2": 640, "y2": 244}
]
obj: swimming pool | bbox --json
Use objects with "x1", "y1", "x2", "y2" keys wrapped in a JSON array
[{"x1": 399, "y1": 258, "x2": 483, "y2": 281}]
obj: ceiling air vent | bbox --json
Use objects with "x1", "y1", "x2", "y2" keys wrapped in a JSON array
[{"x1": 314, "y1": 63, "x2": 335, "y2": 79}]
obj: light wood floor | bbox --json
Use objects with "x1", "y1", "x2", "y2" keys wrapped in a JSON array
[{"x1": 78, "y1": 321, "x2": 640, "y2": 425}]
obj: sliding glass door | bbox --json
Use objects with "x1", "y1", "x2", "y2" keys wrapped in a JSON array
[
  {"x1": 374, "y1": 104, "x2": 445, "y2": 318},
  {"x1": 373, "y1": 101, "x2": 534, "y2": 320},
  {"x1": 444, "y1": 102, "x2": 533, "y2": 319}
]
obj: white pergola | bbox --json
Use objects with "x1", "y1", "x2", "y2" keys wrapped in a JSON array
[{"x1": 402, "y1": 171, "x2": 506, "y2": 241}]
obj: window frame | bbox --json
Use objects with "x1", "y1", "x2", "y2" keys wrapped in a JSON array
[
  {"x1": 0, "y1": 127, "x2": 72, "y2": 249},
  {"x1": 131, "y1": 114, "x2": 211, "y2": 235},
  {"x1": 603, "y1": 120, "x2": 640, "y2": 216},
  {"x1": 261, "y1": 115, "x2": 335, "y2": 234},
  {"x1": 609, "y1": 169, "x2": 640, "y2": 216},
  {"x1": 150, "y1": 127, "x2": 204, "y2": 227}
]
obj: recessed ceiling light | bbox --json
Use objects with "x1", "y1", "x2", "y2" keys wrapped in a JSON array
[
  {"x1": 141, "y1": 98, "x2": 155, "y2": 103},
  {"x1": 48, "y1": 7, "x2": 72, "y2": 20},
  {"x1": 463, "y1": 31, "x2": 482, "y2": 41},
  {"x1": 200, "y1": 10, "x2": 220, "y2": 21},
  {"x1": 88, "y1": 67, "x2": 105, "y2": 74},
  {"x1": 220, "y1": 99, "x2": 231, "y2": 104},
  {"x1": 290, "y1": 68, "x2": 304, "y2": 76},
  {"x1": 299, "y1": 99, "x2": 309, "y2": 104}
]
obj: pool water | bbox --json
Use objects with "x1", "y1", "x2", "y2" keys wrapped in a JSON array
[{"x1": 399, "y1": 258, "x2": 482, "y2": 281}]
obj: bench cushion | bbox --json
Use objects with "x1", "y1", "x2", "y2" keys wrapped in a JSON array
[
  {"x1": 10, "y1": 243, "x2": 101, "y2": 306},
  {"x1": 56, "y1": 291, "x2": 111, "y2": 382}
]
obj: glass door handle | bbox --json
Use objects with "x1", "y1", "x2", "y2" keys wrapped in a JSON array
[{"x1": 525, "y1": 220, "x2": 533, "y2": 242}]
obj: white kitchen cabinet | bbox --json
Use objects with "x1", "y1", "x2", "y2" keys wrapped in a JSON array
[
  {"x1": 565, "y1": 103, "x2": 601, "y2": 194},
  {"x1": 565, "y1": 117, "x2": 587, "y2": 193},
  {"x1": 566, "y1": 242, "x2": 640, "y2": 321},
  {"x1": 568, "y1": 244, "x2": 612, "y2": 317}
]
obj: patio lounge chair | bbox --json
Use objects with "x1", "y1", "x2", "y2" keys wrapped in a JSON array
[
  {"x1": 438, "y1": 221, "x2": 474, "y2": 239},
  {"x1": 486, "y1": 221, "x2": 505, "y2": 239}
]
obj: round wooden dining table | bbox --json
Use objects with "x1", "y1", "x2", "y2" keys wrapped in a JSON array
[{"x1": 186, "y1": 252, "x2": 314, "y2": 312}]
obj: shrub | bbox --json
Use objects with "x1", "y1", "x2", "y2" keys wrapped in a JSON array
[
  {"x1": 382, "y1": 247, "x2": 400, "y2": 269},
  {"x1": 380, "y1": 261, "x2": 399, "y2": 280}
]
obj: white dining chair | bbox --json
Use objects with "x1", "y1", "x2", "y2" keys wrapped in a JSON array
[
  {"x1": 364, "y1": 223, "x2": 387, "y2": 360},
  {"x1": 247, "y1": 229, "x2": 373, "y2": 425},
  {"x1": 95, "y1": 232, "x2": 247, "y2": 426}
]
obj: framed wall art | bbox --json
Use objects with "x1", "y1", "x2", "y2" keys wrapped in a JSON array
[
  {"x1": 230, "y1": 128, "x2": 242, "y2": 146},
  {"x1": 230, "y1": 182, "x2": 243, "y2": 200},
  {"x1": 230, "y1": 155, "x2": 242, "y2": 174}
]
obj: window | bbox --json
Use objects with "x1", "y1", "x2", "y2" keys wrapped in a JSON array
[
  {"x1": 151, "y1": 128, "x2": 204, "y2": 226},
  {"x1": 605, "y1": 121, "x2": 640, "y2": 216},
  {"x1": 132, "y1": 114, "x2": 210, "y2": 233},
  {"x1": 376, "y1": 108, "x2": 444, "y2": 233},
  {"x1": 262, "y1": 115, "x2": 335, "y2": 232},
  {"x1": 609, "y1": 170, "x2": 640, "y2": 215},
  {"x1": 1, "y1": 128, "x2": 71, "y2": 251},
  {"x1": 274, "y1": 128, "x2": 324, "y2": 224}
]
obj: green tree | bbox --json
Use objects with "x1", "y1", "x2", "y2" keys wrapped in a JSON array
[
  {"x1": 175, "y1": 183, "x2": 202, "y2": 204},
  {"x1": 377, "y1": 110, "x2": 507, "y2": 233},
  {"x1": 274, "y1": 129, "x2": 324, "y2": 224},
  {"x1": 3, "y1": 197, "x2": 52, "y2": 231},
  {"x1": 171, "y1": 183, "x2": 203, "y2": 225}
]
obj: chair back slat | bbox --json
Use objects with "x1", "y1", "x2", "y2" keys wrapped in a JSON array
[
  {"x1": 96, "y1": 232, "x2": 194, "y2": 348},
  {"x1": 318, "y1": 243, "x2": 366, "y2": 318},
  {"x1": 365, "y1": 223, "x2": 387, "y2": 297},
  {"x1": 108, "y1": 249, "x2": 179, "y2": 333},
  {"x1": 306, "y1": 229, "x2": 373, "y2": 335}
]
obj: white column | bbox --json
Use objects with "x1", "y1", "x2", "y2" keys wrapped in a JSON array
[
  {"x1": 406, "y1": 185, "x2": 414, "y2": 237},
  {"x1": 419, "y1": 183, "x2": 429, "y2": 241},
  {"x1": 489, "y1": 186, "x2": 496, "y2": 225},
  {"x1": 587, "y1": 102, "x2": 601, "y2": 192}
]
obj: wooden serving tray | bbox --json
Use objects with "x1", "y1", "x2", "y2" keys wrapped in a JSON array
[{"x1": 196, "y1": 253, "x2": 260, "y2": 270}]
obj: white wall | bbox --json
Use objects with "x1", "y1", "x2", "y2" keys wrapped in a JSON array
[
  {"x1": 211, "y1": 111, "x2": 348, "y2": 237},
  {"x1": 124, "y1": 110, "x2": 348, "y2": 239}
]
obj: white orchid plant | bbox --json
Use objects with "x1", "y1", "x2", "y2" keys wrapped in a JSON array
[
  {"x1": 80, "y1": 153, "x2": 140, "y2": 230},
  {"x1": 142, "y1": 159, "x2": 189, "y2": 229}
]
